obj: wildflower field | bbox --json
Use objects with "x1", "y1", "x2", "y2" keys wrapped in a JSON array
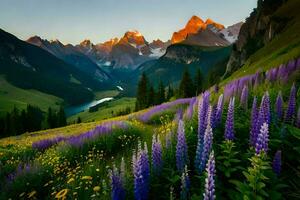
[{"x1": 0, "y1": 58, "x2": 300, "y2": 199}]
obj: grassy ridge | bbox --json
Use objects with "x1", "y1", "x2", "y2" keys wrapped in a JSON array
[{"x1": 0, "y1": 76, "x2": 62, "y2": 116}]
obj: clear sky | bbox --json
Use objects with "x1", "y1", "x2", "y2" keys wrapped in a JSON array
[{"x1": 0, "y1": 0, "x2": 257, "y2": 45}]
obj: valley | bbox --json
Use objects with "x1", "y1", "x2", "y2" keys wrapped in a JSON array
[{"x1": 0, "y1": 0, "x2": 299, "y2": 199}]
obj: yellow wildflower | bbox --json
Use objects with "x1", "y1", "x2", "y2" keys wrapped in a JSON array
[
  {"x1": 81, "y1": 176, "x2": 92, "y2": 180},
  {"x1": 28, "y1": 190, "x2": 37, "y2": 198},
  {"x1": 67, "y1": 178, "x2": 75, "y2": 184},
  {"x1": 93, "y1": 186, "x2": 101, "y2": 192},
  {"x1": 55, "y1": 189, "x2": 68, "y2": 199}
]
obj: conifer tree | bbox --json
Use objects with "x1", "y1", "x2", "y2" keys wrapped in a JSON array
[
  {"x1": 57, "y1": 106, "x2": 67, "y2": 127},
  {"x1": 195, "y1": 68, "x2": 203, "y2": 95},
  {"x1": 167, "y1": 84, "x2": 174, "y2": 100},
  {"x1": 148, "y1": 85, "x2": 155, "y2": 107},
  {"x1": 157, "y1": 80, "x2": 166, "y2": 104},
  {"x1": 179, "y1": 69, "x2": 195, "y2": 98},
  {"x1": 135, "y1": 73, "x2": 149, "y2": 111}
]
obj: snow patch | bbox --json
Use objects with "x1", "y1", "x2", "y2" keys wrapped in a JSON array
[
  {"x1": 116, "y1": 86, "x2": 124, "y2": 91},
  {"x1": 149, "y1": 48, "x2": 165, "y2": 58}
]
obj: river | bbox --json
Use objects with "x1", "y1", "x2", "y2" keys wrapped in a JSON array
[{"x1": 65, "y1": 97, "x2": 114, "y2": 117}]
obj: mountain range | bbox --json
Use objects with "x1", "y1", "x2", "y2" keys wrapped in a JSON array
[{"x1": 0, "y1": 15, "x2": 243, "y2": 109}]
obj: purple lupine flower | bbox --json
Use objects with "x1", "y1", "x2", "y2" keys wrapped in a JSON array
[
  {"x1": 250, "y1": 97, "x2": 259, "y2": 146},
  {"x1": 185, "y1": 97, "x2": 197, "y2": 119},
  {"x1": 240, "y1": 85, "x2": 249, "y2": 109},
  {"x1": 110, "y1": 165, "x2": 126, "y2": 200},
  {"x1": 138, "y1": 98, "x2": 192, "y2": 122},
  {"x1": 297, "y1": 106, "x2": 300, "y2": 128},
  {"x1": 263, "y1": 92, "x2": 271, "y2": 126},
  {"x1": 152, "y1": 135, "x2": 163, "y2": 175},
  {"x1": 285, "y1": 84, "x2": 297, "y2": 123},
  {"x1": 165, "y1": 131, "x2": 172, "y2": 149},
  {"x1": 275, "y1": 92, "x2": 284, "y2": 120},
  {"x1": 198, "y1": 91, "x2": 210, "y2": 140},
  {"x1": 272, "y1": 150, "x2": 282, "y2": 176},
  {"x1": 255, "y1": 123, "x2": 269, "y2": 154},
  {"x1": 203, "y1": 151, "x2": 215, "y2": 200},
  {"x1": 176, "y1": 119, "x2": 189, "y2": 172},
  {"x1": 132, "y1": 142, "x2": 150, "y2": 200},
  {"x1": 195, "y1": 106, "x2": 213, "y2": 173},
  {"x1": 210, "y1": 105, "x2": 217, "y2": 129},
  {"x1": 200, "y1": 106, "x2": 213, "y2": 172},
  {"x1": 255, "y1": 92, "x2": 271, "y2": 145},
  {"x1": 32, "y1": 136, "x2": 65, "y2": 151},
  {"x1": 225, "y1": 97, "x2": 235, "y2": 140},
  {"x1": 180, "y1": 166, "x2": 190, "y2": 200},
  {"x1": 120, "y1": 157, "x2": 126, "y2": 184},
  {"x1": 215, "y1": 94, "x2": 224, "y2": 125}
]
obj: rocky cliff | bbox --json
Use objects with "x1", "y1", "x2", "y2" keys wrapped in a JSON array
[{"x1": 225, "y1": 0, "x2": 287, "y2": 76}]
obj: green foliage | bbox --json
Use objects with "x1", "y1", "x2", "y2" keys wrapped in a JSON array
[
  {"x1": 231, "y1": 153, "x2": 270, "y2": 199},
  {"x1": 217, "y1": 141, "x2": 241, "y2": 178}
]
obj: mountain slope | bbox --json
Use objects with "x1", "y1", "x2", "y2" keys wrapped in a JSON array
[
  {"x1": 0, "y1": 29, "x2": 105, "y2": 105},
  {"x1": 27, "y1": 36, "x2": 111, "y2": 82},
  {"x1": 136, "y1": 44, "x2": 232, "y2": 87},
  {"x1": 171, "y1": 16, "x2": 228, "y2": 46},
  {"x1": 224, "y1": 0, "x2": 300, "y2": 80}
]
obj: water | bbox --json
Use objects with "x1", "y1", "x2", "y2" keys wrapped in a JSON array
[{"x1": 65, "y1": 97, "x2": 114, "y2": 116}]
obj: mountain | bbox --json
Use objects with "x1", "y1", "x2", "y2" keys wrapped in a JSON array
[
  {"x1": 134, "y1": 44, "x2": 232, "y2": 89},
  {"x1": 0, "y1": 29, "x2": 108, "y2": 105},
  {"x1": 76, "y1": 31, "x2": 170, "y2": 70},
  {"x1": 219, "y1": 22, "x2": 243, "y2": 43},
  {"x1": 27, "y1": 36, "x2": 111, "y2": 82},
  {"x1": 224, "y1": 0, "x2": 296, "y2": 76},
  {"x1": 171, "y1": 16, "x2": 227, "y2": 45}
]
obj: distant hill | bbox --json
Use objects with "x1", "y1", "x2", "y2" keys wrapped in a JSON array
[
  {"x1": 0, "y1": 29, "x2": 110, "y2": 105},
  {"x1": 135, "y1": 44, "x2": 232, "y2": 88},
  {"x1": 26, "y1": 36, "x2": 111, "y2": 82}
]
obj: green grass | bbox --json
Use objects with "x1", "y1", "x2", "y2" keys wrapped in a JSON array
[
  {"x1": 68, "y1": 97, "x2": 136, "y2": 123},
  {"x1": 223, "y1": 0, "x2": 300, "y2": 84},
  {"x1": 0, "y1": 76, "x2": 63, "y2": 116},
  {"x1": 94, "y1": 90, "x2": 120, "y2": 99}
]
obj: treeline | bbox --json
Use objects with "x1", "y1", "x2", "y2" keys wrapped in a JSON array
[
  {"x1": 135, "y1": 68, "x2": 206, "y2": 111},
  {"x1": 0, "y1": 105, "x2": 66, "y2": 138}
]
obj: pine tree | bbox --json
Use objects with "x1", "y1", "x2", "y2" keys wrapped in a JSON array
[
  {"x1": 167, "y1": 85, "x2": 174, "y2": 100},
  {"x1": 179, "y1": 69, "x2": 195, "y2": 98},
  {"x1": 57, "y1": 106, "x2": 67, "y2": 127},
  {"x1": 135, "y1": 73, "x2": 149, "y2": 111},
  {"x1": 195, "y1": 68, "x2": 203, "y2": 95},
  {"x1": 148, "y1": 85, "x2": 155, "y2": 107},
  {"x1": 77, "y1": 117, "x2": 82, "y2": 124},
  {"x1": 47, "y1": 107, "x2": 56, "y2": 128},
  {"x1": 157, "y1": 80, "x2": 166, "y2": 104}
]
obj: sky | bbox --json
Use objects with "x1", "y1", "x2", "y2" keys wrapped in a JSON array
[{"x1": 0, "y1": 0, "x2": 257, "y2": 45}]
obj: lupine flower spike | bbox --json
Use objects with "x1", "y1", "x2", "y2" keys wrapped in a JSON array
[
  {"x1": 250, "y1": 97, "x2": 258, "y2": 146},
  {"x1": 176, "y1": 120, "x2": 189, "y2": 172},
  {"x1": 152, "y1": 134, "x2": 163, "y2": 174},
  {"x1": 225, "y1": 97, "x2": 235, "y2": 140},
  {"x1": 180, "y1": 165, "x2": 190, "y2": 200},
  {"x1": 255, "y1": 123, "x2": 269, "y2": 154},
  {"x1": 285, "y1": 84, "x2": 297, "y2": 123},
  {"x1": 275, "y1": 91, "x2": 284, "y2": 120},
  {"x1": 203, "y1": 151, "x2": 215, "y2": 200}
]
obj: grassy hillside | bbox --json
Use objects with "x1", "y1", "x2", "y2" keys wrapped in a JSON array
[
  {"x1": 0, "y1": 76, "x2": 62, "y2": 116},
  {"x1": 0, "y1": 62, "x2": 299, "y2": 199},
  {"x1": 224, "y1": 0, "x2": 300, "y2": 82}
]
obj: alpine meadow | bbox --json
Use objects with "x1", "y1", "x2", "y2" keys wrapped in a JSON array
[{"x1": 0, "y1": 0, "x2": 300, "y2": 199}]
